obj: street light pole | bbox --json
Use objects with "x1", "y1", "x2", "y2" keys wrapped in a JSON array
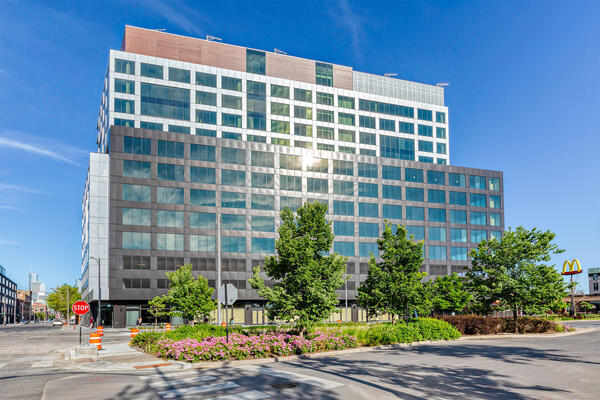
[
  {"x1": 345, "y1": 275, "x2": 348, "y2": 322},
  {"x1": 66, "y1": 286, "x2": 69, "y2": 327},
  {"x1": 90, "y1": 256, "x2": 101, "y2": 327},
  {"x1": 216, "y1": 214, "x2": 222, "y2": 325}
]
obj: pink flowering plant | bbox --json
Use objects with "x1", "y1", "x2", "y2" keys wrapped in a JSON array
[{"x1": 155, "y1": 330, "x2": 357, "y2": 362}]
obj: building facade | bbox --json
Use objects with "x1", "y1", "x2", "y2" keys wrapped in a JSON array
[
  {"x1": 589, "y1": 268, "x2": 600, "y2": 295},
  {"x1": 28, "y1": 272, "x2": 47, "y2": 303},
  {"x1": 1, "y1": 265, "x2": 17, "y2": 324},
  {"x1": 17, "y1": 290, "x2": 32, "y2": 322},
  {"x1": 81, "y1": 26, "x2": 504, "y2": 327}
]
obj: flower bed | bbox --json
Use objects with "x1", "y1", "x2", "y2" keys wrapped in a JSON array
[{"x1": 155, "y1": 331, "x2": 358, "y2": 362}]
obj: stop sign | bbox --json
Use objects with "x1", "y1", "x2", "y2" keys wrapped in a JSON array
[{"x1": 72, "y1": 301, "x2": 90, "y2": 315}]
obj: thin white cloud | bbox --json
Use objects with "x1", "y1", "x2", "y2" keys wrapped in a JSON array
[
  {"x1": 0, "y1": 183, "x2": 44, "y2": 194},
  {"x1": 0, "y1": 204, "x2": 25, "y2": 211},
  {"x1": 143, "y1": 0, "x2": 207, "y2": 36},
  {"x1": 334, "y1": 0, "x2": 364, "y2": 61},
  {"x1": 0, "y1": 131, "x2": 87, "y2": 166},
  {"x1": 0, "y1": 239, "x2": 20, "y2": 246}
]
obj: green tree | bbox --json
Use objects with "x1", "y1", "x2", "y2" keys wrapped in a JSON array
[
  {"x1": 432, "y1": 273, "x2": 473, "y2": 314},
  {"x1": 46, "y1": 284, "x2": 80, "y2": 319},
  {"x1": 466, "y1": 226, "x2": 567, "y2": 332},
  {"x1": 35, "y1": 312, "x2": 45, "y2": 321},
  {"x1": 249, "y1": 202, "x2": 346, "y2": 334},
  {"x1": 147, "y1": 296, "x2": 168, "y2": 327},
  {"x1": 579, "y1": 301, "x2": 594, "y2": 315},
  {"x1": 357, "y1": 223, "x2": 429, "y2": 321},
  {"x1": 162, "y1": 264, "x2": 216, "y2": 325}
]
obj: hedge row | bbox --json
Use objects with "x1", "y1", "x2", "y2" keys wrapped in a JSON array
[{"x1": 440, "y1": 316, "x2": 562, "y2": 334}]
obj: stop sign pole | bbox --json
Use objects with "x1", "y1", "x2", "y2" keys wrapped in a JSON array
[{"x1": 72, "y1": 301, "x2": 90, "y2": 345}]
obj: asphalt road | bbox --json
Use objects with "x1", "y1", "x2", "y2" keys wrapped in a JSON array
[{"x1": 0, "y1": 321, "x2": 598, "y2": 399}]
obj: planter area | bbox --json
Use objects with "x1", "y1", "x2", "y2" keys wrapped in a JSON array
[{"x1": 439, "y1": 315, "x2": 567, "y2": 335}]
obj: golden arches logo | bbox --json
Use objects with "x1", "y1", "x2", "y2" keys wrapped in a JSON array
[{"x1": 562, "y1": 259, "x2": 582, "y2": 275}]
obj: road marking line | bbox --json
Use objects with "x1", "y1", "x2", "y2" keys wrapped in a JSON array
[
  {"x1": 159, "y1": 381, "x2": 239, "y2": 398},
  {"x1": 31, "y1": 361, "x2": 54, "y2": 368},
  {"x1": 206, "y1": 390, "x2": 270, "y2": 400},
  {"x1": 140, "y1": 370, "x2": 202, "y2": 380},
  {"x1": 149, "y1": 375, "x2": 217, "y2": 388},
  {"x1": 239, "y1": 365, "x2": 343, "y2": 389},
  {"x1": 0, "y1": 362, "x2": 7, "y2": 369}
]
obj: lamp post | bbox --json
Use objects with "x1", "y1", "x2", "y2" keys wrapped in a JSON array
[
  {"x1": 90, "y1": 256, "x2": 101, "y2": 327},
  {"x1": 216, "y1": 214, "x2": 222, "y2": 325}
]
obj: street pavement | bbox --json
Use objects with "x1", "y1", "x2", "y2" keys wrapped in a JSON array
[{"x1": 0, "y1": 321, "x2": 598, "y2": 399}]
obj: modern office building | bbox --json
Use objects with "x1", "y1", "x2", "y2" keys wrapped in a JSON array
[
  {"x1": 28, "y1": 272, "x2": 47, "y2": 303},
  {"x1": 1, "y1": 265, "x2": 17, "y2": 324},
  {"x1": 81, "y1": 26, "x2": 504, "y2": 326},
  {"x1": 589, "y1": 268, "x2": 600, "y2": 295}
]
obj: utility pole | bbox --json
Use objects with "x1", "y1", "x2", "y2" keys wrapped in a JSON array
[
  {"x1": 216, "y1": 214, "x2": 222, "y2": 325},
  {"x1": 345, "y1": 276, "x2": 348, "y2": 322},
  {"x1": 90, "y1": 257, "x2": 101, "y2": 327},
  {"x1": 66, "y1": 286, "x2": 70, "y2": 327}
]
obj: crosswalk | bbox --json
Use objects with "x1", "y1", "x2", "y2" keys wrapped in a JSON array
[
  {"x1": 0, "y1": 356, "x2": 55, "y2": 371},
  {"x1": 139, "y1": 364, "x2": 345, "y2": 399}
]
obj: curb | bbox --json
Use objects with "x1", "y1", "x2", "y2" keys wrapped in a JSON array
[{"x1": 456, "y1": 326, "x2": 597, "y2": 341}]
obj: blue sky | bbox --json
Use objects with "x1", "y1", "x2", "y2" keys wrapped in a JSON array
[{"x1": 0, "y1": 0, "x2": 598, "y2": 291}]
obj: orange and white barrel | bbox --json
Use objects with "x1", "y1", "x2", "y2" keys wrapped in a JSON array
[
  {"x1": 130, "y1": 328, "x2": 139, "y2": 339},
  {"x1": 165, "y1": 323, "x2": 172, "y2": 332},
  {"x1": 97, "y1": 326, "x2": 104, "y2": 336},
  {"x1": 89, "y1": 332, "x2": 102, "y2": 350}
]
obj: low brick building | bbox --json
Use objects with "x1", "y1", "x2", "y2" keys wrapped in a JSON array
[{"x1": 16, "y1": 290, "x2": 32, "y2": 322}]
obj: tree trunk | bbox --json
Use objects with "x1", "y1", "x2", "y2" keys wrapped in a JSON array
[{"x1": 513, "y1": 309, "x2": 519, "y2": 334}]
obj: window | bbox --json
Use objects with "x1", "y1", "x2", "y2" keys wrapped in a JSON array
[
  {"x1": 122, "y1": 208, "x2": 151, "y2": 226},
  {"x1": 122, "y1": 232, "x2": 151, "y2": 250},
  {"x1": 222, "y1": 76, "x2": 242, "y2": 91},
  {"x1": 359, "y1": 115, "x2": 376, "y2": 129},
  {"x1": 436, "y1": 127, "x2": 446, "y2": 139},
  {"x1": 338, "y1": 95, "x2": 355, "y2": 109},
  {"x1": 405, "y1": 187, "x2": 424, "y2": 202},
  {"x1": 418, "y1": 125, "x2": 433, "y2": 137},
  {"x1": 437, "y1": 143, "x2": 447, "y2": 154},
  {"x1": 168, "y1": 125, "x2": 189, "y2": 134},
  {"x1": 450, "y1": 210, "x2": 467, "y2": 224},
  {"x1": 379, "y1": 118, "x2": 395, "y2": 132},
  {"x1": 251, "y1": 172, "x2": 274, "y2": 189},
  {"x1": 437, "y1": 158, "x2": 447, "y2": 165},
  {"x1": 428, "y1": 208, "x2": 446, "y2": 223},
  {"x1": 247, "y1": 80, "x2": 266, "y2": 131},
  {"x1": 436, "y1": 111, "x2": 446, "y2": 123},
  {"x1": 418, "y1": 109, "x2": 433, "y2": 121},
  {"x1": 222, "y1": 95, "x2": 242, "y2": 110},
  {"x1": 294, "y1": 88, "x2": 312, "y2": 102},
  {"x1": 317, "y1": 126, "x2": 334, "y2": 140},
  {"x1": 471, "y1": 229, "x2": 487, "y2": 243},
  {"x1": 341, "y1": 147, "x2": 355, "y2": 155},
  {"x1": 382, "y1": 204, "x2": 402, "y2": 219},
  {"x1": 271, "y1": 84, "x2": 289, "y2": 99},
  {"x1": 295, "y1": 140, "x2": 311, "y2": 149},
  {"x1": 428, "y1": 227, "x2": 446, "y2": 242},
  {"x1": 190, "y1": 212, "x2": 215, "y2": 228},
  {"x1": 489, "y1": 195, "x2": 501, "y2": 209},
  {"x1": 307, "y1": 177, "x2": 328, "y2": 193},
  {"x1": 334, "y1": 200, "x2": 354, "y2": 216},
  {"x1": 190, "y1": 235, "x2": 216, "y2": 252},
  {"x1": 196, "y1": 91, "x2": 217, "y2": 108},
  {"x1": 196, "y1": 128, "x2": 216, "y2": 137},
  {"x1": 317, "y1": 143, "x2": 334, "y2": 151},
  {"x1": 334, "y1": 221, "x2": 354, "y2": 236},
  {"x1": 427, "y1": 170, "x2": 445, "y2": 185},
  {"x1": 221, "y1": 191, "x2": 245, "y2": 208},
  {"x1": 359, "y1": 202, "x2": 378, "y2": 217},
  {"x1": 407, "y1": 226, "x2": 425, "y2": 241},
  {"x1": 271, "y1": 102, "x2": 289, "y2": 116},
  {"x1": 450, "y1": 247, "x2": 467, "y2": 261},
  {"x1": 489, "y1": 213, "x2": 501, "y2": 226},
  {"x1": 251, "y1": 151, "x2": 274, "y2": 167},
  {"x1": 359, "y1": 131, "x2": 376, "y2": 145},
  {"x1": 115, "y1": 98, "x2": 134, "y2": 114},
  {"x1": 315, "y1": 62, "x2": 333, "y2": 86},
  {"x1": 123, "y1": 184, "x2": 151, "y2": 202},
  {"x1": 418, "y1": 140, "x2": 433, "y2": 153},
  {"x1": 115, "y1": 58, "x2": 135, "y2": 74},
  {"x1": 359, "y1": 99, "x2": 413, "y2": 118},
  {"x1": 429, "y1": 246, "x2": 446, "y2": 260},
  {"x1": 406, "y1": 206, "x2": 424, "y2": 221},
  {"x1": 247, "y1": 134, "x2": 266, "y2": 143},
  {"x1": 169, "y1": 67, "x2": 190, "y2": 83},
  {"x1": 470, "y1": 194, "x2": 486, "y2": 207},
  {"x1": 246, "y1": 49, "x2": 265, "y2": 75},
  {"x1": 190, "y1": 166, "x2": 215, "y2": 184},
  {"x1": 114, "y1": 118, "x2": 134, "y2": 127},
  {"x1": 252, "y1": 216, "x2": 275, "y2": 232},
  {"x1": 294, "y1": 123, "x2": 312, "y2": 137},
  {"x1": 123, "y1": 136, "x2": 151, "y2": 155},
  {"x1": 450, "y1": 228, "x2": 467, "y2": 242},
  {"x1": 405, "y1": 168, "x2": 423, "y2": 182},
  {"x1": 317, "y1": 109, "x2": 334, "y2": 123},
  {"x1": 271, "y1": 120, "x2": 290, "y2": 134},
  {"x1": 470, "y1": 175, "x2": 486, "y2": 189},
  {"x1": 380, "y1": 135, "x2": 414, "y2": 160},
  {"x1": 222, "y1": 236, "x2": 246, "y2": 253},
  {"x1": 359, "y1": 222, "x2": 379, "y2": 237},
  {"x1": 251, "y1": 194, "x2": 274, "y2": 210},
  {"x1": 114, "y1": 78, "x2": 134, "y2": 94},
  {"x1": 157, "y1": 187, "x2": 184, "y2": 204},
  {"x1": 380, "y1": 165, "x2": 401, "y2": 181},
  {"x1": 279, "y1": 154, "x2": 301, "y2": 170},
  {"x1": 281, "y1": 196, "x2": 302, "y2": 211},
  {"x1": 338, "y1": 112, "x2": 355, "y2": 126},
  {"x1": 334, "y1": 241, "x2": 355, "y2": 257},
  {"x1": 333, "y1": 160, "x2": 353, "y2": 175},
  {"x1": 220, "y1": 147, "x2": 245, "y2": 165},
  {"x1": 333, "y1": 180, "x2": 353, "y2": 196},
  {"x1": 196, "y1": 110, "x2": 217, "y2": 125},
  {"x1": 359, "y1": 243, "x2": 379, "y2": 258},
  {"x1": 190, "y1": 144, "x2": 215, "y2": 161},
  {"x1": 157, "y1": 163, "x2": 185, "y2": 181},
  {"x1": 222, "y1": 169, "x2": 246, "y2": 187},
  {"x1": 358, "y1": 162, "x2": 377, "y2": 178},
  {"x1": 222, "y1": 214, "x2": 245, "y2": 231},
  {"x1": 141, "y1": 63, "x2": 163, "y2": 79},
  {"x1": 158, "y1": 140, "x2": 184, "y2": 159},
  {"x1": 157, "y1": 234, "x2": 184, "y2": 251},
  {"x1": 359, "y1": 182, "x2": 378, "y2": 198},
  {"x1": 449, "y1": 191, "x2": 467, "y2": 205},
  {"x1": 383, "y1": 185, "x2": 402, "y2": 200},
  {"x1": 428, "y1": 189, "x2": 446, "y2": 203},
  {"x1": 448, "y1": 173, "x2": 465, "y2": 187},
  {"x1": 489, "y1": 178, "x2": 501, "y2": 191},
  {"x1": 399, "y1": 122, "x2": 414, "y2": 134},
  {"x1": 471, "y1": 211, "x2": 487, "y2": 225},
  {"x1": 316, "y1": 92, "x2": 334, "y2": 106},
  {"x1": 141, "y1": 83, "x2": 189, "y2": 120},
  {"x1": 252, "y1": 238, "x2": 275, "y2": 254},
  {"x1": 196, "y1": 71, "x2": 217, "y2": 87},
  {"x1": 123, "y1": 160, "x2": 151, "y2": 178},
  {"x1": 490, "y1": 231, "x2": 502, "y2": 241},
  {"x1": 419, "y1": 156, "x2": 434, "y2": 163}
]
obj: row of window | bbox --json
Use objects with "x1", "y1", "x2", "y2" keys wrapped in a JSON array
[{"x1": 122, "y1": 136, "x2": 500, "y2": 190}]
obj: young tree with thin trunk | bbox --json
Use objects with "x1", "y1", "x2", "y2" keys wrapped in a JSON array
[
  {"x1": 162, "y1": 264, "x2": 216, "y2": 325},
  {"x1": 147, "y1": 296, "x2": 168, "y2": 327},
  {"x1": 46, "y1": 284, "x2": 80, "y2": 320}
]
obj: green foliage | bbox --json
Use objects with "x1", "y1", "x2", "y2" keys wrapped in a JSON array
[
  {"x1": 579, "y1": 302, "x2": 594, "y2": 314},
  {"x1": 431, "y1": 273, "x2": 473, "y2": 314},
  {"x1": 441, "y1": 315, "x2": 562, "y2": 334},
  {"x1": 148, "y1": 296, "x2": 168, "y2": 326},
  {"x1": 357, "y1": 223, "x2": 429, "y2": 320},
  {"x1": 360, "y1": 318, "x2": 460, "y2": 346},
  {"x1": 466, "y1": 226, "x2": 567, "y2": 332},
  {"x1": 162, "y1": 264, "x2": 216, "y2": 324},
  {"x1": 249, "y1": 202, "x2": 346, "y2": 334},
  {"x1": 46, "y1": 284, "x2": 81, "y2": 318},
  {"x1": 35, "y1": 312, "x2": 45, "y2": 321}
]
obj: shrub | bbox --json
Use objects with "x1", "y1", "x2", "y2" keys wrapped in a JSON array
[
  {"x1": 441, "y1": 315, "x2": 562, "y2": 335},
  {"x1": 361, "y1": 318, "x2": 460, "y2": 346}
]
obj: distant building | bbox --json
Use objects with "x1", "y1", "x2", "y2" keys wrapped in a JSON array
[
  {"x1": 17, "y1": 290, "x2": 32, "y2": 321},
  {"x1": 28, "y1": 272, "x2": 47, "y2": 303},
  {"x1": 1, "y1": 265, "x2": 17, "y2": 324},
  {"x1": 589, "y1": 268, "x2": 600, "y2": 295},
  {"x1": 32, "y1": 302, "x2": 50, "y2": 319}
]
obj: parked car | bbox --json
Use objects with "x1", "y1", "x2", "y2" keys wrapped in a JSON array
[{"x1": 52, "y1": 320, "x2": 64, "y2": 326}]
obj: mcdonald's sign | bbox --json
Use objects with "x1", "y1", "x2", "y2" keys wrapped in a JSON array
[{"x1": 562, "y1": 259, "x2": 583, "y2": 276}]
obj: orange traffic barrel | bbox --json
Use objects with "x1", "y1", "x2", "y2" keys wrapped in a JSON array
[
  {"x1": 221, "y1": 322, "x2": 226, "y2": 327},
  {"x1": 165, "y1": 323, "x2": 172, "y2": 332},
  {"x1": 89, "y1": 332, "x2": 102, "y2": 350},
  {"x1": 97, "y1": 326, "x2": 104, "y2": 336},
  {"x1": 130, "y1": 328, "x2": 139, "y2": 339}
]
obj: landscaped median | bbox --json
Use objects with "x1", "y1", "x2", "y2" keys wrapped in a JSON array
[{"x1": 131, "y1": 318, "x2": 461, "y2": 363}]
